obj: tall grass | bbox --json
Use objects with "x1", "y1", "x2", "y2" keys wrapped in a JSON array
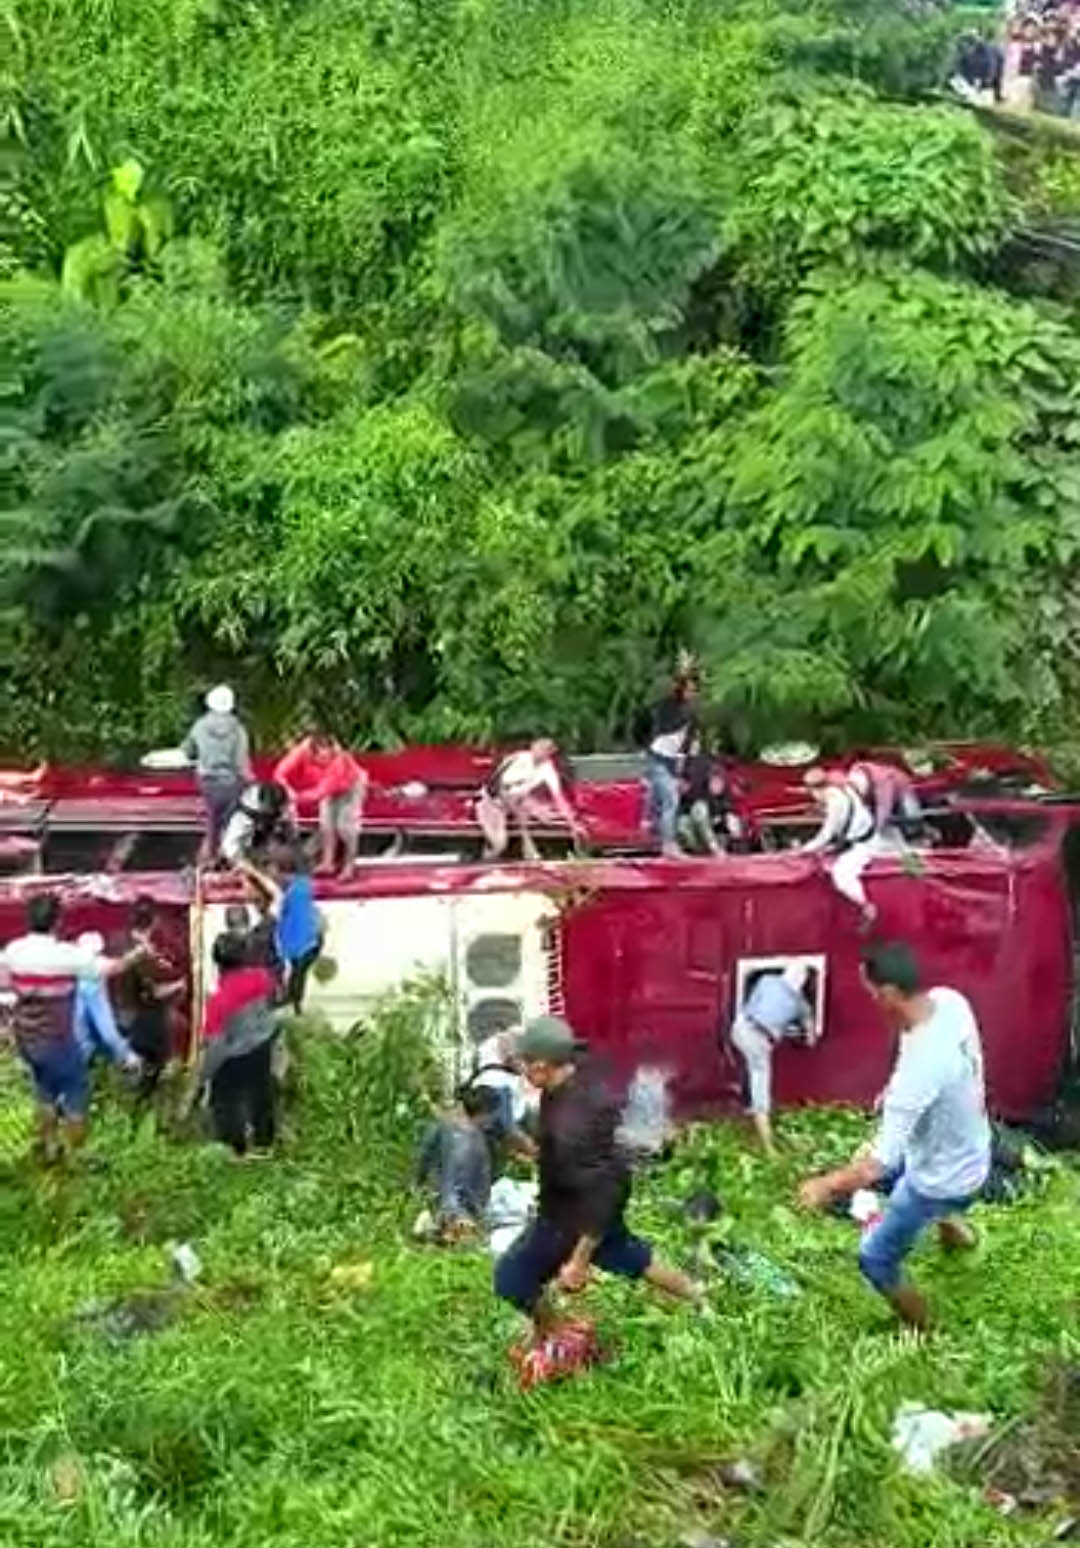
[{"x1": 0, "y1": 983, "x2": 1076, "y2": 1546}]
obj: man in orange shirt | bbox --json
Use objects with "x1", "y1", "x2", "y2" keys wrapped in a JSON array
[{"x1": 273, "y1": 730, "x2": 369, "y2": 874}]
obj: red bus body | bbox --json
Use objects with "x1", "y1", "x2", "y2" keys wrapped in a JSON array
[{"x1": 0, "y1": 742, "x2": 1074, "y2": 1122}]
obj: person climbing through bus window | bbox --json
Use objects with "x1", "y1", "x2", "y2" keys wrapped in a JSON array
[
  {"x1": 494, "y1": 1016, "x2": 704, "y2": 1386},
  {"x1": 730, "y1": 963, "x2": 815, "y2": 1157},
  {"x1": 237, "y1": 847, "x2": 323, "y2": 1013},
  {"x1": 113, "y1": 898, "x2": 185, "y2": 1125},
  {"x1": 200, "y1": 931, "x2": 279, "y2": 1159},
  {"x1": 798, "y1": 941, "x2": 989, "y2": 1332},
  {"x1": 801, "y1": 767, "x2": 880, "y2": 931},
  {"x1": 644, "y1": 662, "x2": 699, "y2": 858},
  {"x1": 476, "y1": 739, "x2": 582, "y2": 863},
  {"x1": 0, "y1": 895, "x2": 146, "y2": 1161},
  {"x1": 274, "y1": 730, "x2": 368, "y2": 875},
  {"x1": 847, "y1": 760, "x2": 923, "y2": 841},
  {"x1": 183, "y1": 684, "x2": 253, "y2": 865},
  {"x1": 415, "y1": 1083, "x2": 501, "y2": 1242}
]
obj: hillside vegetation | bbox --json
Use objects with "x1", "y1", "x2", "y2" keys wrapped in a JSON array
[
  {"x1": 0, "y1": 999, "x2": 1077, "y2": 1548},
  {"x1": 5, "y1": 0, "x2": 1080, "y2": 758}
]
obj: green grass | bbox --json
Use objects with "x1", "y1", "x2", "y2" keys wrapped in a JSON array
[{"x1": 0, "y1": 1013, "x2": 1077, "y2": 1548}]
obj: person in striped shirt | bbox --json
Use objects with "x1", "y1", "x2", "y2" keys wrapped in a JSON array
[{"x1": 1, "y1": 895, "x2": 145, "y2": 1161}]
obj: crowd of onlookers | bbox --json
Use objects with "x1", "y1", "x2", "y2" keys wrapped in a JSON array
[
  {"x1": 951, "y1": 3, "x2": 1080, "y2": 118},
  {"x1": 1004, "y1": 2, "x2": 1080, "y2": 115}
]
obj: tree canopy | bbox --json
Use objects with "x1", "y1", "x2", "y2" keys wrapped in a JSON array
[{"x1": 4, "y1": 0, "x2": 1080, "y2": 758}]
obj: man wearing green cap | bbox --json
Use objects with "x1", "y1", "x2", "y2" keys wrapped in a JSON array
[{"x1": 494, "y1": 1015, "x2": 702, "y2": 1376}]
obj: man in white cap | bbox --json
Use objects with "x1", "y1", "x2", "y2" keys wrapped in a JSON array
[
  {"x1": 183, "y1": 686, "x2": 253, "y2": 863},
  {"x1": 730, "y1": 962, "x2": 816, "y2": 1156}
]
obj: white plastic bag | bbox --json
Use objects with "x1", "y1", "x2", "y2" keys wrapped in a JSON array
[
  {"x1": 891, "y1": 1402, "x2": 991, "y2": 1474},
  {"x1": 617, "y1": 1065, "x2": 674, "y2": 1159}
]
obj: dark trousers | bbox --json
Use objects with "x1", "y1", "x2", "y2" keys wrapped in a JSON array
[
  {"x1": 283, "y1": 946, "x2": 321, "y2": 1014},
  {"x1": 210, "y1": 1039, "x2": 276, "y2": 1156},
  {"x1": 130, "y1": 1011, "x2": 169, "y2": 1119}
]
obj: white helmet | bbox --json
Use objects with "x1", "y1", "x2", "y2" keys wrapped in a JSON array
[{"x1": 206, "y1": 684, "x2": 235, "y2": 715}]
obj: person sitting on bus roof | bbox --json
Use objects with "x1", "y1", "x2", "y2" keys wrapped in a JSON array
[
  {"x1": 273, "y1": 731, "x2": 368, "y2": 876},
  {"x1": 183, "y1": 685, "x2": 253, "y2": 865},
  {"x1": 730, "y1": 963, "x2": 815, "y2": 1157},
  {"x1": 220, "y1": 780, "x2": 293, "y2": 869},
  {"x1": 801, "y1": 767, "x2": 880, "y2": 931},
  {"x1": 678, "y1": 742, "x2": 741, "y2": 857},
  {"x1": 0, "y1": 894, "x2": 147, "y2": 1163},
  {"x1": 644, "y1": 661, "x2": 699, "y2": 858},
  {"x1": 476, "y1": 739, "x2": 582, "y2": 863}
]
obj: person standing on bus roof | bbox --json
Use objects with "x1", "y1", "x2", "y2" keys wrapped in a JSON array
[
  {"x1": 644, "y1": 663, "x2": 699, "y2": 858},
  {"x1": 183, "y1": 685, "x2": 253, "y2": 865},
  {"x1": 797, "y1": 941, "x2": 989, "y2": 1332},
  {"x1": 0, "y1": 895, "x2": 146, "y2": 1161},
  {"x1": 730, "y1": 962, "x2": 815, "y2": 1157},
  {"x1": 273, "y1": 730, "x2": 368, "y2": 875},
  {"x1": 476, "y1": 739, "x2": 582, "y2": 863},
  {"x1": 801, "y1": 767, "x2": 880, "y2": 931}
]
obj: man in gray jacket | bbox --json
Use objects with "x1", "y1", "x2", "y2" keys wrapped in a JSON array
[{"x1": 183, "y1": 685, "x2": 252, "y2": 862}]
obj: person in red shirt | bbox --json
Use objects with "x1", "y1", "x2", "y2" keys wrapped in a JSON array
[
  {"x1": 200, "y1": 932, "x2": 279, "y2": 1158},
  {"x1": 273, "y1": 730, "x2": 369, "y2": 875}
]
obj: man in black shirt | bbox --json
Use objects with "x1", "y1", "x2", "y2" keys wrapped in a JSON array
[{"x1": 494, "y1": 1016, "x2": 702, "y2": 1349}]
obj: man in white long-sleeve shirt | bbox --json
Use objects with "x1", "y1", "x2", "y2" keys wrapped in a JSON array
[{"x1": 797, "y1": 941, "x2": 990, "y2": 1329}]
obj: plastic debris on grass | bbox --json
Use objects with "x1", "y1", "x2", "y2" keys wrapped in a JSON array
[{"x1": 891, "y1": 1402, "x2": 992, "y2": 1474}]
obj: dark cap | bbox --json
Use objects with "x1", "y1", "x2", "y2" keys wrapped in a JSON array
[{"x1": 515, "y1": 1015, "x2": 587, "y2": 1065}]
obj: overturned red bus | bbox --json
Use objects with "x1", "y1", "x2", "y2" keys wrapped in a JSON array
[{"x1": 0, "y1": 741, "x2": 1076, "y2": 1122}]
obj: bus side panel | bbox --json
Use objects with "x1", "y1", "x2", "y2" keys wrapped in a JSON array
[{"x1": 561, "y1": 851, "x2": 1070, "y2": 1121}]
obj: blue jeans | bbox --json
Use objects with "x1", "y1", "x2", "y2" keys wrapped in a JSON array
[
  {"x1": 644, "y1": 754, "x2": 680, "y2": 848},
  {"x1": 858, "y1": 1171, "x2": 978, "y2": 1293},
  {"x1": 21, "y1": 1037, "x2": 90, "y2": 1119},
  {"x1": 495, "y1": 1216, "x2": 653, "y2": 1313}
]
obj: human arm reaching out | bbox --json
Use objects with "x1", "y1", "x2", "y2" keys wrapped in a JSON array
[
  {"x1": 273, "y1": 740, "x2": 310, "y2": 795},
  {"x1": 801, "y1": 788, "x2": 845, "y2": 855},
  {"x1": 236, "y1": 857, "x2": 283, "y2": 915},
  {"x1": 798, "y1": 1046, "x2": 937, "y2": 1209}
]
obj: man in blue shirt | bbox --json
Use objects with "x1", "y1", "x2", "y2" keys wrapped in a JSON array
[
  {"x1": 73, "y1": 935, "x2": 142, "y2": 1074},
  {"x1": 238, "y1": 848, "x2": 323, "y2": 1013},
  {"x1": 731, "y1": 963, "x2": 815, "y2": 1156}
]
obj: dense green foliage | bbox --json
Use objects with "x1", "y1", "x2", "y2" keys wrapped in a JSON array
[
  {"x1": 4, "y1": 0, "x2": 1079, "y2": 757},
  {"x1": 0, "y1": 990, "x2": 1076, "y2": 1548}
]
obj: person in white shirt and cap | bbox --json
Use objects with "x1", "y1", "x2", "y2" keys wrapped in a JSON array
[
  {"x1": 182, "y1": 685, "x2": 253, "y2": 863},
  {"x1": 476, "y1": 739, "x2": 583, "y2": 862},
  {"x1": 730, "y1": 962, "x2": 815, "y2": 1156},
  {"x1": 798, "y1": 941, "x2": 990, "y2": 1331}
]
